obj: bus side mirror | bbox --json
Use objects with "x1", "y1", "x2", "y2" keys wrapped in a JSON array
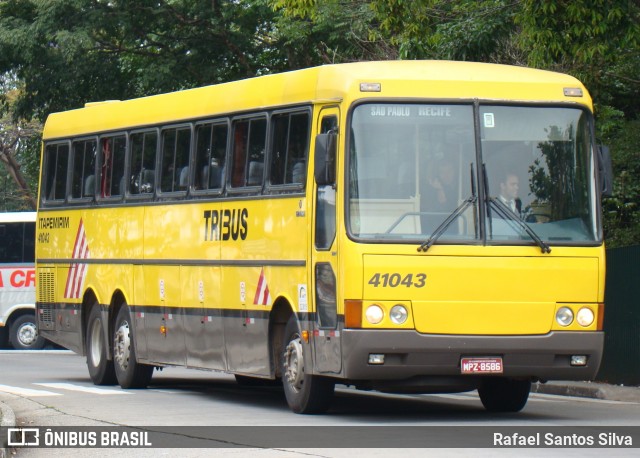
[
  {"x1": 314, "y1": 132, "x2": 337, "y2": 186},
  {"x1": 597, "y1": 145, "x2": 613, "y2": 197}
]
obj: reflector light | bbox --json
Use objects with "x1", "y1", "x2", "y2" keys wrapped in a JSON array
[
  {"x1": 360, "y1": 82, "x2": 381, "y2": 92},
  {"x1": 563, "y1": 87, "x2": 583, "y2": 97}
]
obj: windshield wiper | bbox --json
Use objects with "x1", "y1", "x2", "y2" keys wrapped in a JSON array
[
  {"x1": 418, "y1": 163, "x2": 477, "y2": 253},
  {"x1": 488, "y1": 197, "x2": 552, "y2": 253}
]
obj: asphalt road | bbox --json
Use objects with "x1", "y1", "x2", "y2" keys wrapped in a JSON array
[{"x1": 1, "y1": 350, "x2": 639, "y2": 457}]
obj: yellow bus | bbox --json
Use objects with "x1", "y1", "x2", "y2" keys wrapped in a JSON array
[{"x1": 36, "y1": 61, "x2": 610, "y2": 414}]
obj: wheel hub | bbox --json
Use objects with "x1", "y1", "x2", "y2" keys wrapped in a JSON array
[
  {"x1": 113, "y1": 320, "x2": 131, "y2": 370},
  {"x1": 283, "y1": 336, "x2": 304, "y2": 392},
  {"x1": 89, "y1": 319, "x2": 103, "y2": 366},
  {"x1": 17, "y1": 322, "x2": 37, "y2": 346}
]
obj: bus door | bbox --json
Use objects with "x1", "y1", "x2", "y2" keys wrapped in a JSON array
[{"x1": 311, "y1": 107, "x2": 341, "y2": 374}]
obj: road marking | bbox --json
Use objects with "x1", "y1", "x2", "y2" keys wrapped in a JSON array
[
  {"x1": 0, "y1": 384, "x2": 62, "y2": 397},
  {"x1": 34, "y1": 383, "x2": 131, "y2": 395}
]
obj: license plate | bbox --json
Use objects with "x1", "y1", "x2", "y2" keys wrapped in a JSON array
[{"x1": 460, "y1": 357, "x2": 503, "y2": 374}]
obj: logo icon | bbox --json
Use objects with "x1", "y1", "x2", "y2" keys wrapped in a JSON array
[{"x1": 8, "y1": 428, "x2": 40, "y2": 446}]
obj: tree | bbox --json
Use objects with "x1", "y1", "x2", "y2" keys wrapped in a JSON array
[
  {"x1": 270, "y1": 0, "x2": 520, "y2": 63},
  {"x1": 269, "y1": 0, "x2": 394, "y2": 64},
  {"x1": 0, "y1": 0, "x2": 639, "y2": 244},
  {"x1": 0, "y1": 110, "x2": 40, "y2": 210},
  {"x1": 0, "y1": 0, "x2": 281, "y2": 121}
]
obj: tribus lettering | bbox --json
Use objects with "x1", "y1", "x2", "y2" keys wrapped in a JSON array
[{"x1": 203, "y1": 208, "x2": 249, "y2": 241}]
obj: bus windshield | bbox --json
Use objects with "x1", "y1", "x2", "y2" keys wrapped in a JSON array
[{"x1": 347, "y1": 103, "x2": 598, "y2": 245}]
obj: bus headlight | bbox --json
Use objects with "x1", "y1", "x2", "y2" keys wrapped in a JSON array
[
  {"x1": 556, "y1": 307, "x2": 574, "y2": 326},
  {"x1": 365, "y1": 305, "x2": 384, "y2": 325},
  {"x1": 389, "y1": 304, "x2": 408, "y2": 325},
  {"x1": 576, "y1": 307, "x2": 595, "y2": 327}
]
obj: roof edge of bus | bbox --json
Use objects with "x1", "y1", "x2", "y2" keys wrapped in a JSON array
[{"x1": 84, "y1": 100, "x2": 122, "y2": 108}]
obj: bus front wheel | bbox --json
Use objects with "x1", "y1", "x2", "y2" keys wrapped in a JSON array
[
  {"x1": 86, "y1": 303, "x2": 116, "y2": 385},
  {"x1": 281, "y1": 315, "x2": 334, "y2": 414},
  {"x1": 113, "y1": 305, "x2": 153, "y2": 389},
  {"x1": 478, "y1": 377, "x2": 531, "y2": 412}
]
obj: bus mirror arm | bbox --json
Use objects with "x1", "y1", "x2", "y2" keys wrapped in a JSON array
[
  {"x1": 314, "y1": 132, "x2": 337, "y2": 186},
  {"x1": 597, "y1": 145, "x2": 613, "y2": 197}
]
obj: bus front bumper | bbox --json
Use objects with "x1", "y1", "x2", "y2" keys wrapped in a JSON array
[{"x1": 339, "y1": 329, "x2": 603, "y2": 383}]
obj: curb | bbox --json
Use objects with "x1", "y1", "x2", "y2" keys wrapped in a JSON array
[
  {"x1": 532, "y1": 381, "x2": 640, "y2": 403},
  {"x1": 0, "y1": 401, "x2": 16, "y2": 458}
]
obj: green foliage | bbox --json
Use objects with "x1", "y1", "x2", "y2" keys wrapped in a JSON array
[
  {"x1": 517, "y1": 0, "x2": 640, "y2": 111},
  {"x1": 369, "y1": 0, "x2": 518, "y2": 61},
  {"x1": 269, "y1": 0, "x2": 390, "y2": 64},
  {"x1": 0, "y1": 0, "x2": 638, "y2": 244},
  {"x1": 0, "y1": 0, "x2": 280, "y2": 120}
]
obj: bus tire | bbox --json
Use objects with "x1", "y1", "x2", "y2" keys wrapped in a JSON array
[
  {"x1": 9, "y1": 313, "x2": 46, "y2": 350},
  {"x1": 86, "y1": 304, "x2": 117, "y2": 385},
  {"x1": 0, "y1": 326, "x2": 8, "y2": 349},
  {"x1": 281, "y1": 315, "x2": 334, "y2": 414},
  {"x1": 478, "y1": 377, "x2": 531, "y2": 412},
  {"x1": 113, "y1": 305, "x2": 153, "y2": 389}
]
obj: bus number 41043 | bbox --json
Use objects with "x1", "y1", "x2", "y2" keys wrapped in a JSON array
[{"x1": 368, "y1": 272, "x2": 427, "y2": 288}]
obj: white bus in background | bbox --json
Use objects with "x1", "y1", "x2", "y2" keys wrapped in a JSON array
[{"x1": 0, "y1": 211, "x2": 45, "y2": 350}]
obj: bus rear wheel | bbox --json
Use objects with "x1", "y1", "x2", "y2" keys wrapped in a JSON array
[
  {"x1": 478, "y1": 377, "x2": 531, "y2": 412},
  {"x1": 113, "y1": 305, "x2": 153, "y2": 388},
  {"x1": 86, "y1": 303, "x2": 117, "y2": 385},
  {"x1": 281, "y1": 315, "x2": 334, "y2": 414}
]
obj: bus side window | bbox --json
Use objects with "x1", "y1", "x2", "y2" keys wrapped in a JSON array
[
  {"x1": 129, "y1": 131, "x2": 157, "y2": 195},
  {"x1": 247, "y1": 118, "x2": 266, "y2": 187},
  {"x1": 315, "y1": 115, "x2": 338, "y2": 250},
  {"x1": 160, "y1": 127, "x2": 191, "y2": 193},
  {"x1": 99, "y1": 136, "x2": 126, "y2": 198},
  {"x1": 70, "y1": 139, "x2": 97, "y2": 199},
  {"x1": 270, "y1": 112, "x2": 309, "y2": 186},
  {"x1": 195, "y1": 122, "x2": 228, "y2": 191},
  {"x1": 22, "y1": 221, "x2": 35, "y2": 263},
  {"x1": 231, "y1": 117, "x2": 266, "y2": 189},
  {"x1": 0, "y1": 223, "x2": 17, "y2": 262},
  {"x1": 43, "y1": 143, "x2": 70, "y2": 202}
]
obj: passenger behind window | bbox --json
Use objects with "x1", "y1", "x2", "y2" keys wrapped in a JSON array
[
  {"x1": 84, "y1": 175, "x2": 95, "y2": 197},
  {"x1": 291, "y1": 161, "x2": 305, "y2": 184},
  {"x1": 206, "y1": 163, "x2": 223, "y2": 189},
  {"x1": 178, "y1": 166, "x2": 189, "y2": 190},
  {"x1": 140, "y1": 169, "x2": 154, "y2": 193},
  {"x1": 248, "y1": 161, "x2": 264, "y2": 186}
]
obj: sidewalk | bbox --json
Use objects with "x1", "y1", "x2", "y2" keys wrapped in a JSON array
[
  {"x1": 532, "y1": 380, "x2": 640, "y2": 403},
  {"x1": 0, "y1": 400, "x2": 15, "y2": 458}
]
